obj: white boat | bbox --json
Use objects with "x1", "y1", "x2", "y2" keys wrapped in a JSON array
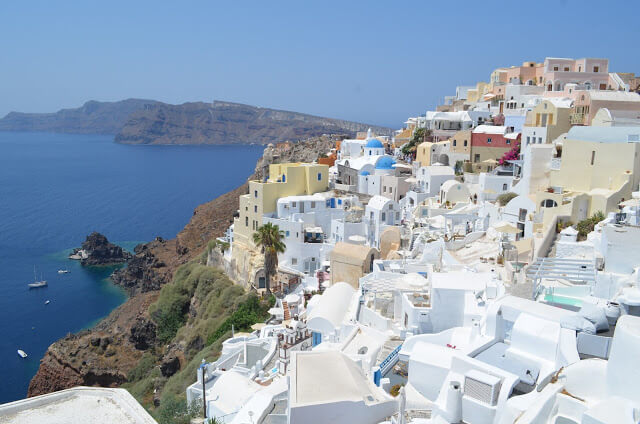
[
  {"x1": 28, "y1": 266, "x2": 47, "y2": 289},
  {"x1": 17, "y1": 350, "x2": 27, "y2": 358},
  {"x1": 57, "y1": 269, "x2": 70, "y2": 274},
  {"x1": 45, "y1": 300, "x2": 50, "y2": 305}
]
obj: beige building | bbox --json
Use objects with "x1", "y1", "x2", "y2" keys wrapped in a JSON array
[
  {"x1": 542, "y1": 126, "x2": 640, "y2": 223},
  {"x1": 329, "y1": 242, "x2": 379, "y2": 289},
  {"x1": 522, "y1": 98, "x2": 573, "y2": 145}
]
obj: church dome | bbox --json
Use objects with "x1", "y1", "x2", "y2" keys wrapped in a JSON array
[
  {"x1": 365, "y1": 139, "x2": 384, "y2": 148},
  {"x1": 375, "y1": 156, "x2": 396, "y2": 170}
]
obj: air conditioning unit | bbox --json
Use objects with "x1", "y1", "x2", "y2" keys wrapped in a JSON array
[{"x1": 463, "y1": 370, "x2": 502, "y2": 406}]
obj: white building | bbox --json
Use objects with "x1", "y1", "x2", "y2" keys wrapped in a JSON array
[
  {"x1": 416, "y1": 165, "x2": 456, "y2": 197},
  {"x1": 365, "y1": 195, "x2": 402, "y2": 248}
]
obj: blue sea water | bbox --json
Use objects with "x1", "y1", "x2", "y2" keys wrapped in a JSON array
[{"x1": 0, "y1": 132, "x2": 263, "y2": 403}]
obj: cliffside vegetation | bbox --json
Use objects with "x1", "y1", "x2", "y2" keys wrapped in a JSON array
[{"x1": 123, "y1": 259, "x2": 274, "y2": 423}]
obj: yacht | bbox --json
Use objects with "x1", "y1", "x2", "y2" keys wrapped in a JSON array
[
  {"x1": 17, "y1": 350, "x2": 28, "y2": 358},
  {"x1": 28, "y1": 266, "x2": 47, "y2": 289},
  {"x1": 45, "y1": 300, "x2": 50, "y2": 305},
  {"x1": 57, "y1": 269, "x2": 70, "y2": 274}
]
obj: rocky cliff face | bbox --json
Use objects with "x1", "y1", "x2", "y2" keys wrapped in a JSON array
[
  {"x1": 115, "y1": 100, "x2": 392, "y2": 145},
  {"x1": 0, "y1": 99, "x2": 160, "y2": 134}
]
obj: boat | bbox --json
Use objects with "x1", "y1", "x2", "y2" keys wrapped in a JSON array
[
  {"x1": 45, "y1": 300, "x2": 50, "y2": 305},
  {"x1": 28, "y1": 266, "x2": 47, "y2": 289},
  {"x1": 17, "y1": 350, "x2": 27, "y2": 358},
  {"x1": 57, "y1": 269, "x2": 70, "y2": 274}
]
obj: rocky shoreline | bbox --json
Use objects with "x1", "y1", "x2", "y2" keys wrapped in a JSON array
[{"x1": 27, "y1": 135, "x2": 337, "y2": 399}]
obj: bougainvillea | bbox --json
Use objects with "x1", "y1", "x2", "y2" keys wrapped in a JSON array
[{"x1": 499, "y1": 140, "x2": 520, "y2": 165}]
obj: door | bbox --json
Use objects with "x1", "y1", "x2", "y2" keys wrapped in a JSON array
[
  {"x1": 312, "y1": 332, "x2": 322, "y2": 346},
  {"x1": 300, "y1": 202, "x2": 305, "y2": 213}
]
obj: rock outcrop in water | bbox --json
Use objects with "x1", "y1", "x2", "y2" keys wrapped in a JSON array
[{"x1": 71, "y1": 232, "x2": 132, "y2": 266}]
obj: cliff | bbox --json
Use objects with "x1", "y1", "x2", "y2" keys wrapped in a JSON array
[
  {"x1": 27, "y1": 136, "x2": 337, "y2": 415},
  {"x1": 114, "y1": 100, "x2": 392, "y2": 145},
  {"x1": 0, "y1": 99, "x2": 160, "y2": 134}
]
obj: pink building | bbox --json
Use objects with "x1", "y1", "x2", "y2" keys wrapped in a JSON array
[{"x1": 543, "y1": 58, "x2": 609, "y2": 93}]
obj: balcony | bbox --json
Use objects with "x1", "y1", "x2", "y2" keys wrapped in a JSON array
[{"x1": 570, "y1": 112, "x2": 586, "y2": 125}]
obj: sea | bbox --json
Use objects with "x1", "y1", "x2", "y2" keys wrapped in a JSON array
[{"x1": 0, "y1": 132, "x2": 263, "y2": 403}]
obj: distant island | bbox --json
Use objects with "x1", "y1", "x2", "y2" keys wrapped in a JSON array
[{"x1": 0, "y1": 99, "x2": 392, "y2": 145}]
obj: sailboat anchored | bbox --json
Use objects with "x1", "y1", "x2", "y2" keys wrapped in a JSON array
[{"x1": 28, "y1": 266, "x2": 47, "y2": 289}]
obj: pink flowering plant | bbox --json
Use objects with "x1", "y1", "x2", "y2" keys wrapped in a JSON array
[{"x1": 499, "y1": 140, "x2": 520, "y2": 166}]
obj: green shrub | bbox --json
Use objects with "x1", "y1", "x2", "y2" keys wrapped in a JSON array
[
  {"x1": 576, "y1": 211, "x2": 605, "y2": 240},
  {"x1": 128, "y1": 352, "x2": 158, "y2": 382},
  {"x1": 155, "y1": 394, "x2": 201, "y2": 424},
  {"x1": 496, "y1": 192, "x2": 518, "y2": 206},
  {"x1": 206, "y1": 294, "x2": 271, "y2": 346}
]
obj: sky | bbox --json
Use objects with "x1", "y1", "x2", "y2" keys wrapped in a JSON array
[{"x1": 1, "y1": 0, "x2": 639, "y2": 128}]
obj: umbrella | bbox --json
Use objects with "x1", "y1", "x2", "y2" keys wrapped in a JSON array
[
  {"x1": 493, "y1": 222, "x2": 520, "y2": 234},
  {"x1": 482, "y1": 159, "x2": 498, "y2": 164},
  {"x1": 620, "y1": 198, "x2": 640, "y2": 207}
]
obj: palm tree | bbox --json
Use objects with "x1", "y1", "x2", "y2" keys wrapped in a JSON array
[{"x1": 252, "y1": 222, "x2": 286, "y2": 294}]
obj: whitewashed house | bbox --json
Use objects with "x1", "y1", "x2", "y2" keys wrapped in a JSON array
[{"x1": 364, "y1": 195, "x2": 402, "y2": 248}]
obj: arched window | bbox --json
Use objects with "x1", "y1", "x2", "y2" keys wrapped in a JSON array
[{"x1": 540, "y1": 199, "x2": 558, "y2": 208}]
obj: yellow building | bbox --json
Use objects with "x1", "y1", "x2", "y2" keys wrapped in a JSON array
[
  {"x1": 542, "y1": 126, "x2": 640, "y2": 222},
  {"x1": 523, "y1": 99, "x2": 573, "y2": 145},
  {"x1": 234, "y1": 163, "x2": 329, "y2": 245},
  {"x1": 415, "y1": 141, "x2": 433, "y2": 167}
]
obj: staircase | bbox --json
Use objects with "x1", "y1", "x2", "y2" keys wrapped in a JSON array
[{"x1": 282, "y1": 301, "x2": 291, "y2": 321}]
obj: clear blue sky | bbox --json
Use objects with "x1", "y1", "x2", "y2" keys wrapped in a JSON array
[{"x1": 1, "y1": 0, "x2": 638, "y2": 128}]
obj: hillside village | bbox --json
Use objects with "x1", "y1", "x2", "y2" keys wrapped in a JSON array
[{"x1": 5, "y1": 57, "x2": 640, "y2": 424}]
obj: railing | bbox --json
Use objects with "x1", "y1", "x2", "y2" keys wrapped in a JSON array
[
  {"x1": 570, "y1": 112, "x2": 585, "y2": 125},
  {"x1": 373, "y1": 343, "x2": 403, "y2": 385}
]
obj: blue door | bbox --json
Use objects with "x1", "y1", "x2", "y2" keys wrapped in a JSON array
[
  {"x1": 312, "y1": 332, "x2": 322, "y2": 346},
  {"x1": 330, "y1": 198, "x2": 336, "y2": 208}
]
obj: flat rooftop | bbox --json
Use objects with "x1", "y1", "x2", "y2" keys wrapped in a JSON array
[
  {"x1": 292, "y1": 351, "x2": 383, "y2": 406},
  {"x1": 0, "y1": 387, "x2": 157, "y2": 424}
]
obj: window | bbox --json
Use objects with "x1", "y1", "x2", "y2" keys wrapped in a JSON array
[
  {"x1": 317, "y1": 172, "x2": 322, "y2": 181},
  {"x1": 291, "y1": 258, "x2": 297, "y2": 265},
  {"x1": 245, "y1": 217, "x2": 249, "y2": 226},
  {"x1": 337, "y1": 199, "x2": 342, "y2": 205},
  {"x1": 540, "y1": 199, "x2": 558, "y2": 208},
  {"x1": 254, "y1": 190, "x2": 258, "y2": 198},
  {"x1": 389, "y1": 204, "x2": 393, "y2": 210},
  {"x1": 453, "y1": 140, "x2": 457, "y2": 147},
  {"x1": 310, "y1": 201, "x2": 316, "y2": 208},
  {"x1": 286, "y1": 230, "x2": 290, "y2": 237},
  {"x1": 292, "y1": 201, "x2": 297, "y2": 207},
  {"x1": 474, "y1": 154, "x2": 480, "y2": 162},
  {"x1": 381, "y1": 212, "x2": 386, "y2": 221},
  {"x1": 578, "y1": 65, "x2": 582, "y2": 72},
  {"x1": 553, "y1": 66, "x2": 559, "y2": 71},
  {"x1": 594, "y1": 66, "x2": 599, "y2": 72},
  {"x1": 254, "y1": 205, "x2": 257, "y2": 213},
  {"x1": 502, "y1": 184, "x2": 508, "y2": 191},
  {"x1": 591, "y1": 150, "x2": 596, "y2": 165},
  {"x1": 383, "y1": 186, "x2": 386, "y2": 193},
  {"x1": 389, "y1": 187, "x2": 393, "y2": 193},
  {"x1": 506, "y1": 140, "x2": 511, "y2": 145},
  {"x1": 519, "y1": 208, "x2": 527, "y2": 222},
  {"x1": 487, "y1": 138, "x2": 492, "y2": 144},
  {"x1": 564, "y1": 67, "x2": 569, "y2": 71},
  {"x1": 464, "y1": 140, "x2": 468, "y2": 147}
]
